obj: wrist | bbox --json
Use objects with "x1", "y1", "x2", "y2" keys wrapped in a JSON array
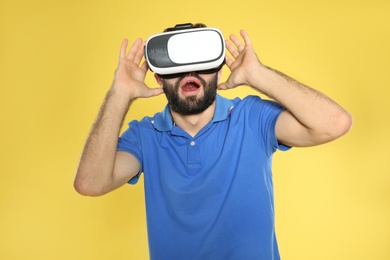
[
  {"x1": 248, "y1": 64, "x2": 288, "y2": 100},
  {"x1": 106, "y1": 83, "x2": 136, "y2": 115},
  {"x1": 245, "y1": 63, "x2": 268, "y2": 89},
  {"x1": 110, "y1": 80, "x2": 137, "y2": 102}
]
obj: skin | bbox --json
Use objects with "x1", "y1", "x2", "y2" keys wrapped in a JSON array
[{"x1": 74, "y1": 30, "x2": 352, "y2": 196}]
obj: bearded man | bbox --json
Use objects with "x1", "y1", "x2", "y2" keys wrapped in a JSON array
[{"x1": 74, "y1": 23, "x2": 352, "y2": 259}]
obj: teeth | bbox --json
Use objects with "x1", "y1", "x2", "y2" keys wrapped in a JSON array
[
  {"x1": 182, "y1": 82, "x2": 199, "y2": 91},
  {"x1": 180, "y1": 77, "x2": 201, "y2": 92}
]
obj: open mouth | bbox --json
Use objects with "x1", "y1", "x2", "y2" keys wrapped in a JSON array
[{"x1": 180, "y1": 77, "x2": 201, "y2": 94}]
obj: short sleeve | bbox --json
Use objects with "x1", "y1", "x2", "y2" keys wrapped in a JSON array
[
  {"x1": 245, "y1": 96, "x2": 291, "y2": 154},
  {"x1": 117, "y1": 121, "x2": 143, "y2": 184}
]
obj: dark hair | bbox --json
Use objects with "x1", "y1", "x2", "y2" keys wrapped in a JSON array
[{"x1": 163, "y1": 23, "x2": 207, "y2": 32}]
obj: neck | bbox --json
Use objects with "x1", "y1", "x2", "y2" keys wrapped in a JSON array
[{"x1": 171, "y1": 101, "x2": 216, "y2": 137}]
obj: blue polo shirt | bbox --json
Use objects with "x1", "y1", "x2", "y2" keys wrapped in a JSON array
[{"x1": 118, "y1": 94, "x2": 289, "y2": 260}]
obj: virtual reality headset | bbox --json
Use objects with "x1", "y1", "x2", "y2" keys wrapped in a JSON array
[{"x1": 144, "y1": 24, "x2": 225, "y2": 78}]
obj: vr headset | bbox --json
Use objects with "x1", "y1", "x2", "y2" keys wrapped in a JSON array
[{"x1": 144, "y1": 23, "x2": 225, "y2": 79}]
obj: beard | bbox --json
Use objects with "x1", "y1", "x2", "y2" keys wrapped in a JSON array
[{"x1": 162, "y1": 73, "x2": 218, "y2": 115}]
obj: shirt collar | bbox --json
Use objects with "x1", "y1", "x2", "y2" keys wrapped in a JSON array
[{"x1": 152, "y1": 94, "x2": 234, "y2": 132}]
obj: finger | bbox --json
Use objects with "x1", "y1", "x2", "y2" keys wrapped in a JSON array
[
  {"x1": 127, "y1": 38, "x2": 143, "y2": 60},
  {"x1": 217, "y1": 82, "x2": 226, "y2": 90},
  {"x1": 225, "y1": 40, "x2": 239, "y2": 59},
  {"x1": 147, "y1": 87, "x2": 165, "y2": 98},
  {"x1": 119, "y1": 39, "x2": 128, "y2": 59},
  {"x1": 240, "y1": 29, "x2": 252, "y2": 46},
  {"x1": 140, "y1": 60, "x2": 149, "y2": 72},
  {"x1": 134, "y1": 41, "x2": 146, "y2": 65},
  {"x1": 225, "y1": 54, "x2": 234, "y2": 68},
  {"x1": 230, "y1": 34, "x2": 245, "y2": 52},
  {"x1": 217, "y1": 80, "x2": 233, "y2": 90}
]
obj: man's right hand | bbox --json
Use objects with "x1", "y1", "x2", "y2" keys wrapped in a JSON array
[
  {"x1": 113, "y1": 38, "x2": 164, "y2": 100},
  {"x1": 74, "y1": 38, "x2": 163, "y2": 196}
]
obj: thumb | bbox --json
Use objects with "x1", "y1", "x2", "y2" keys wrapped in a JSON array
[
  {"x1": 146, "y1": 87, "x2": 165, "y2": 98},
  {"x1": 217, "y1": 82, "x2": 228, "y2": 90},
  {"x1": 218, "y1": 76, "x2": 237, "y2": 90}
]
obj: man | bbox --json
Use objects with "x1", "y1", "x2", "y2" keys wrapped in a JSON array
[{"x1": 74, "y1": 23, "x2": 352, "y2": 259}]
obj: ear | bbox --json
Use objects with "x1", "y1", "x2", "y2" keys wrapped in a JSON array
[
  {"x1": 154, "y1": 74, "x2": 163, "y2": 86},
  {"x1": 217, "y1": 69, "x2": 223, "y2": 82}
]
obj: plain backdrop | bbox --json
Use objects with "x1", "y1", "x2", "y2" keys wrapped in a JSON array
[{"x1": 1, "y1": 0, "x2": 389, "y2": 259}]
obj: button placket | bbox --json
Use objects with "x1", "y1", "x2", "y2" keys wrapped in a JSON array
[{"x1": 187, "y1": 139, "x2": 201, "y2": 170}]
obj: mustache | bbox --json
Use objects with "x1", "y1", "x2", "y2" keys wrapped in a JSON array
[
  {"x1": 162, "y1": 73, "x2": 208, "y2": 91},
  {"x1": 177, "y1": 73, "x2": 207, "y2": 87}
]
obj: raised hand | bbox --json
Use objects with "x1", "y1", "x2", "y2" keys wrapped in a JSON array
[
  {"x1": 218, "y1": 30, "x2": 263, "y2": 90},
  {"x1": 113, "y1": 38, "x2": 164, "y2": 99}
]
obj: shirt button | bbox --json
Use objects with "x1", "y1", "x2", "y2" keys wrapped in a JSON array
[{"x1": 190, "y1": 141, "x2": 196, "y2": 146}]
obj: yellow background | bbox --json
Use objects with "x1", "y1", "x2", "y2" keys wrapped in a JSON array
[{"x1": 1, "y1": 0, "x2": 389, "y2": 259}]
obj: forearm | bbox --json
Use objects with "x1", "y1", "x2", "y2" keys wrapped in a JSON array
[
  {"x1": 252, "y1": 65, "x2": 352, "y2": 142},
  {"x1": 222, "y1": 30, "x2": 351, "y2": 145},
  {"x1": 74, "y1": 85, "x2": 134, "y2": 196}
]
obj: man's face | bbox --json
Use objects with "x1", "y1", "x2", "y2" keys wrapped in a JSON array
[{"x1": 161, "y1": 72, "x2": 218, "y2": 115}]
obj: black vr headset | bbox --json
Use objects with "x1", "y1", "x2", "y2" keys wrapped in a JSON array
[{"x1": 144, "y1": 23, "x2": 225, "y2": 79}]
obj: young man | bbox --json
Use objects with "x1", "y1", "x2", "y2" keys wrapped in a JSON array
[{"x1": 74, "y1": 24, "x2": 352, "y2": 259}]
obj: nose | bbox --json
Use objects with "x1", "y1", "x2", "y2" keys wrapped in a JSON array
[{"x1": 186, "y1": 71, "x2": 197, "y2": 77}]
